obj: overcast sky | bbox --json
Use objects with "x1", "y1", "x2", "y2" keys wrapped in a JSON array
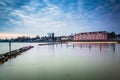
[{"x1": 0, "y1": 0, "x2": 120, "y2": 37}]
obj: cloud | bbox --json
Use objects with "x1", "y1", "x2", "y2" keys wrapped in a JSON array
[
  {"x1": 0, "y1": 33, "x2": 35, "y2": 39},
  {"x1": 7, "y1": 0, "x2": 81, "y2": 35},
  {"x1": 0, "y1": 0, "x2": 120, "y2": 35}
]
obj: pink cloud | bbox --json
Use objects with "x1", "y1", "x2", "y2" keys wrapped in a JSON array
[{"x1": 0, "y1": 33, "x2": 35, "y2": 39}]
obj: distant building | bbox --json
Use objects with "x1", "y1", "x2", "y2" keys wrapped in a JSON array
[
  {"x1": 47, "y1": 33, "x2": 55, "y2": 41},
  {"x1": 116, "y1": 34, "x2": 120, "y2": 40},
  {"x1": 60, "y1": 35, "x2": 74, "y2": 41},
  {"x1": 51, "y1": 33, "x2": 54, "y2": 38},
  {"x1": 56, "y1": 37, "x2": 61, "y2": 42},
  {"x1": 47, "y1": 33, "x2": 52, "y2": 38},
  {"x1": 61, "y1": 36, "x2": 69, "y2": 41},
  {"x1": 47, "y1": 33, "x2": 54, "y2": 38},
  {"x1": 74, "y1": 31, "x2": 109, "y2": 41}
]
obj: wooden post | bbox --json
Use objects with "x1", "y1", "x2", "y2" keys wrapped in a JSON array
[{"x1": 9, "y1": 41, "x2": 11, "y2": 53}]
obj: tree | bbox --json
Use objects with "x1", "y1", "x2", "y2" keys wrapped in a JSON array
[
  {"x1": 35, "y1": 35, "x2": 40, "y2": 39},
  {"x1": 108, "y1": 32, "x2": 116, "y2": 39}
]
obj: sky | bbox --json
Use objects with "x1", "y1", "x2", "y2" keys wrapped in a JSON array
[{"x1": 0, "y1": 0, "x2": 120, "y2": 38}]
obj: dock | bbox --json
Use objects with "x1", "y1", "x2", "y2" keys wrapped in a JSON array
[
  {"x1": 0, "y1": 46, "x2": 34, "y2": 64},
  {"x1": 38, "y1": 44, "x2": 52, "y2": 46},
  {"x1": 38, "y1": 42, "x2": 60, "y2": 46}
]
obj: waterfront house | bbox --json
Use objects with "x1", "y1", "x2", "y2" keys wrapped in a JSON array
[
  {"x1": 61, "y1": 36, "x2": 69, "y2": 41},
  {"x1": 116, "y1": 34, "x2": 120, "y2": 40},
  {"x1": 74, "y1": 31, "x2": 109, "y2": 41}
]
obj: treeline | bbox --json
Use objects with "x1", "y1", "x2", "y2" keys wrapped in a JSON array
[
  {"x1": 0, "y1": 32, "x2": 119, "y2": 42},
  {"x1": 0, "y1": 35, "x2": 57, "y2": 42},
  {"x1": 108, "y1": 32, "x2": 116, "y2": 39}
]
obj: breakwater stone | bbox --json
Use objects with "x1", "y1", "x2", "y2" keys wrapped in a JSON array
[{"x1": 0, "y1": 46, "x2": 34, "y2": 64}]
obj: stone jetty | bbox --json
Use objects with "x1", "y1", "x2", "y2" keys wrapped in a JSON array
[
  {"x1": 38, "y1": 42, "x2": 60, "y2": 46},
  {"x1": 38, "y1": 43, "x2": 52, "y2": 46},
  {"x1": 0, "y1": 46, "x2": 34, "y2": 64}
]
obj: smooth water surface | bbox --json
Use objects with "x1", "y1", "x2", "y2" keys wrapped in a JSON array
[
  {"x1": 0, "y1": 43, "x2": 34, "y2": 54},
  {"x1": 0, "y1": 43, "x2": 120, "y2": 80}
]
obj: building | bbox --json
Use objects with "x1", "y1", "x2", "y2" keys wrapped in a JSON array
[
  {"x1": 60, "y1": 35, "x2": 74, "y2": 41},
  {"x1": 61, "y1": 36, "x2": 69, "y2": 41},
  {"x1": 74, "y1": 31, "x2": 109, "y2": 41},
  {"x1": 47, "y1": 33, "x2": 55, "y2": 41},
  {"x1": 47, "y1": 33, "x2": 54, "y2": 38},
  {"x1": 116, "y1": 34, "x2": 120, "y2": 40}
]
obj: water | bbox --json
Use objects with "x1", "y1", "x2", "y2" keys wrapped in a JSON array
[
  {"x1": 0, "y1": 42, "x2": 34, "y2": 54},
  {"x1": 0, "y1": 42, "x2": 120, "y2": 80}
]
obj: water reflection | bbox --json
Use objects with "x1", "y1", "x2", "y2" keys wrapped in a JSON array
[
  {"x1": 49, "y1": 44, "x2": 55, "y2": 54},
  {"x1": 65, "y1": 43, "x2": 118, "y2": 56},
  {"x1": 111, "y1": 44, "x2": 115, "y2": 53},
  {"x1": 100, "y1": 44, "x2": 102, "y2": 51},
  {"x1": 0, "y1": 43, "x2": 120, "y2": 80},
  {"x1": 88, "y1": 44, "x2": 91, "y2": 50},
  {"x1": 60, "y1": 43, "x2": 62, "y2": 48}
]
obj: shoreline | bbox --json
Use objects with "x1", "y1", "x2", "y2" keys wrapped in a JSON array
[
  {"x1": 0, "y1": 40, "x2": 120, "y2": 44},
  {"x1": 67, "y1": 40, "x2": 120, "y2": 44},
  {"x1": 68, "y1": 41, "x2": 119, "y2": 44}
]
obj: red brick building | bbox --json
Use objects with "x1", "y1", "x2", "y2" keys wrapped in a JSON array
[{"x1": 74, "y1": 31, "x2": 109, "y2": 41}]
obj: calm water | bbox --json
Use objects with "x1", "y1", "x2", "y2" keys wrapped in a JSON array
[{"x1": 0, "y1": 42, "x2": 120, "y2": 80}]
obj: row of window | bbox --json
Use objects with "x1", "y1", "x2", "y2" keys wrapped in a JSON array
[{"x1": 74, "y1": 34, "x2": 107, "y2": 40}]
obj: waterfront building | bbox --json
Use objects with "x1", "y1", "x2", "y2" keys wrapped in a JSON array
[
  {"x1": 61, "y1": 36, "x2": 69, "y2": 41},
  {"x1": 60, "y1": 35, "x2": 74, "y2": 41},
  {"x1": 74, "y1": 31, "x2": 109, "y2": 41},
  {"x1": 116, "y1": 34, "x2": 120, "y2": 40}
]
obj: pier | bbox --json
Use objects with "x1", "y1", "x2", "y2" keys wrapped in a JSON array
[
  {"x1": 38, "y1": 43, "x2": 52, "y2": 46},
  {"x1": 38, "y1": 42, "x2": 61, "y2": 46},
  {"x1": 0, "y1": 46, "x2": 34, "y2": 64}
]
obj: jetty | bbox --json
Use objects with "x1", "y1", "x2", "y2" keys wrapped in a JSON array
[
  {"x1": 38, "y1": 42, "x2": 60, "y2": 46},
  {"x1": 0, "y1": 46, "x2": 34, "y2": 64},
  {"x1": 38, "y1": 43, "x2": 52, "y2": 46}
]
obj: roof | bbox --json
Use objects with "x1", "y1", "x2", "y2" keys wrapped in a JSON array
[{"x1": 75, "y1": 31, "x2": 108, "y2": 35}]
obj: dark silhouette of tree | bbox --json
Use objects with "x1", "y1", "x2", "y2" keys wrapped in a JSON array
[
  {"x1": 108, "y1": 32, "x2": 116, "y2": 39},
  {"x1": 35, "y1": 35, "x2": 40, "y2": 39}
]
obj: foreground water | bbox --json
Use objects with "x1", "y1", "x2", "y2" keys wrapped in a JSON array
[{"x1": 0, "y1": 42, "x2": 120, "y2": 80}]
